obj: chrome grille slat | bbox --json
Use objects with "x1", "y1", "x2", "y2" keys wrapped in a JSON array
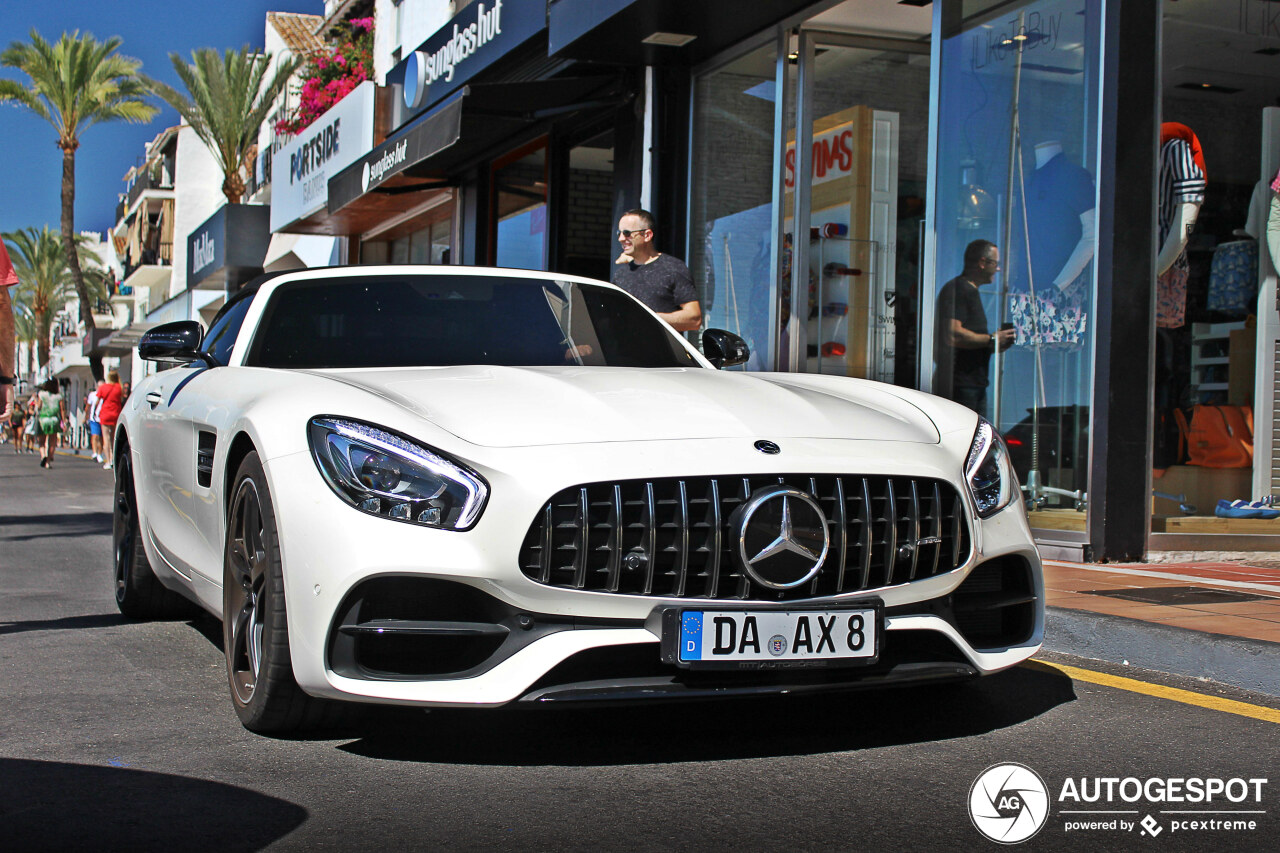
[
  {"x1": 883, "y1": 479, "x2": 897, "y2": 587},
  {"x1": 519, "y1": 475, "x2": 971, "y2": 602},
  {"x1": 706, "y1": 479, "x2": 722, "y2": 598},
  {"x1": 858, "y1": 476, "x2": 873, "y2": 590},
  {"x1": 908, "y1": 480, "x2": 921, "y2": 581},
  {"x1": 930, "y1": 482, "x2": 943, "y2": 578},
  {"x1": 537, "y1": 503, "x2": 553, "y2": 584},
  {"x1": 606, "y1": 485, "x2": 623, "y2": 592},
  {"x1": 674, "y1": 480, "x2": 690, "y2": 596},
  {"x1": 642, "y1": 482, "x2": 656, "y2": 595},
  {"x1": 573, "y1": 487, "x2": 589, "y2": 589}
]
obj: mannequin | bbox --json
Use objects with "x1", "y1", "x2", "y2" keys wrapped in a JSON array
[
  {"x1": 1034, "y1": 140, "x2": 1096, "y2": 290},
  {"x1": 1155, "y1": 122, "x2": 1207, "y2": 329},
  {"x1": 1009, "y1": 139, "x2": 1095, "y2": 348},
  {"x1": 1269, "y1": 170, "x2": 1280, "y2": 278}
]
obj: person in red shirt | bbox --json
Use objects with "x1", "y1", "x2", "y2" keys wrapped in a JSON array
[
  {"x1": 97, "y1": 370, "x2": 124, "y2": 470},
  {"x1": 1, "y1": 238, "x2": 19, "y2": 422}
]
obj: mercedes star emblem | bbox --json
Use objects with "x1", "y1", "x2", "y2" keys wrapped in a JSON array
[{"x1": 730, "y1": 486, "x2": 830, "y2": 589}]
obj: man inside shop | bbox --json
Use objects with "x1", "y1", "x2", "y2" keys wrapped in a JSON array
[
  {"x1": 934, "y1": 239, "x2": 1015, "y2": 415},
  {"x1": 612, "y1": 209, "x2": 702, "y2": 332}
]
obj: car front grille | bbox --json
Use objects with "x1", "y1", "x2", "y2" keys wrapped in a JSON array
[{"x1": 518, "y1": 475, "x2": 971, "y2": 601}]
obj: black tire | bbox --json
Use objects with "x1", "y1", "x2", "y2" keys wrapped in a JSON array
[
  {"x1": 224, "y1": 451, "x2": 352, "y2": 734},
  {"x1": 113, "y1": 445, "x2": 195, "y2": 619}
]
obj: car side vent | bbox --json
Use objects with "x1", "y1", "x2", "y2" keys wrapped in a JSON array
[{"x1": 196, "y1": 431, "x2": 216, "y2": 488}]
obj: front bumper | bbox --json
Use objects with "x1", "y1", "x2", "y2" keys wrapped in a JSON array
[{"x1": 264, "y1": 436, "x2": 1044, "y2": 708}]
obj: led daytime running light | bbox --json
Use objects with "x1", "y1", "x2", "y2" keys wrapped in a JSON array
[{"x1": 308, "y1": 417, "x2": 487, "y2": 530}]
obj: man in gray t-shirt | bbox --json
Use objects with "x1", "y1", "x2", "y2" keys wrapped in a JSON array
[{"x1": 611, "y1": 208, "x2": 702, "y2": 331}]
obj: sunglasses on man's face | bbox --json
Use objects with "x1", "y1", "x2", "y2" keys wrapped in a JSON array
[{"x1": 617, "y1": 229, "x2": 649, "y2": 239}]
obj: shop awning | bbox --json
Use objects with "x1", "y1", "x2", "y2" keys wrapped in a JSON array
[
  {"x1": 325, "y1": 75, "x2": 625, "y2": 233},
  {"x1": 188, "y1": 204, "x2": 271, "y2": 291},
  {"x1": 263, "y1": 233, "x2": 339, "y2": 272},
  {"x1": 548, "y1": 0, "x2": 814, "y2": 65},
  {"x1": 99, "y1": 323, "x2": 161, "y2": 356},
  {"x1": 81, "y1": 328, "x2": 116, "y2": 359}
]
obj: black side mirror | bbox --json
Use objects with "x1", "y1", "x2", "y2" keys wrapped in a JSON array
[
  {"x1": 139, "y1": 321, "x2": 210, "y2": 365},
  {"x1": 702, "y1": 328, "x2": 750, "y2": 369}
]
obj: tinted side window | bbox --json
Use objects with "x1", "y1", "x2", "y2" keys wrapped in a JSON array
[{"x1": 202, "y1": 292, "x2": 256, "y2": 366}]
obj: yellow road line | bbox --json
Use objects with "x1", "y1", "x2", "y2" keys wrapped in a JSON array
[{"x1": 1026, "y1": 659, "x2": 1280, "y2": 725}]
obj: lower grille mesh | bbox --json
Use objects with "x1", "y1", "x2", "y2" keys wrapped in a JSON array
[{"x1": 518, "y1": 475, "x2": 970, "y2": 601}]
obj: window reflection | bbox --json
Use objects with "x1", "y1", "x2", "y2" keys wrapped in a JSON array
[
  {"x1": 493, "y1": 143, "x2": 548, "y2": 270},
  {"x1": 933, "y1": 0, "x2": 1102, "y2": 520}
]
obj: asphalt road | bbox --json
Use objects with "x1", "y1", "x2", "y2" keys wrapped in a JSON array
[{"x1": 2, "y1": 447, "x2": 1277, "y2": 852}]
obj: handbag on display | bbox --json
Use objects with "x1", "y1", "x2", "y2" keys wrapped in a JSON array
[
  {"x1": 1174, "y1": 404, "x2": 1253, "y2": 468},
  {"x1": 1205, "y1": 239, "x2": 1258, "y2": 316}
]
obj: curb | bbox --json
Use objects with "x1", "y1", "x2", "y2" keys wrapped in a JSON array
[{"x1": 1044, "y1": 606, "x2": 1280, "y2": 698}]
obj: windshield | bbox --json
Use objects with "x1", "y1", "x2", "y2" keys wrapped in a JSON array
[{"x1": 245, "y1": 274, "x2": 701, "y2": 370}]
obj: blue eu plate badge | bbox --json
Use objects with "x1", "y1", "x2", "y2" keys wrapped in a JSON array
[{"x1": 681, "y1": 612, "x2": 703, "y2": 661}]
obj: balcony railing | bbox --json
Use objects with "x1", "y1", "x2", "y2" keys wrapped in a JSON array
[
  {"x1": 126, "y1": 169, "x2": 175, "y2": 211},
  {"x1": 122, "y1": 241, "x2": 173, "y2": 282}
]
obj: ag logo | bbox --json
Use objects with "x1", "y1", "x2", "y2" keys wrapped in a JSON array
[{"x1": 968, "y1": 763, "x2": 1050, "y2": 844}]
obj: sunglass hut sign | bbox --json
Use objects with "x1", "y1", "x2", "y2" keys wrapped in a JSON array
[
  {"x1": 404, "y1": 1, "x2": 504, "y2": 109},
  {"x1": 395, "y1": 0, "x2": 542, "y2": 120}
]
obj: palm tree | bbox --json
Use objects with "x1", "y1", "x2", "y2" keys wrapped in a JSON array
[
  {"x1": 0, "y1": 30, "x2": 156, "y2": 380},
  {"x1": 4, "y1": 227, "x2": 108, "y2": 369},
  {"x1": 148, "y1": 46, "x2": 297, "y2": 205},
  {"x1": 12, "y1": 304, "x2": 39, "y2": 382}
]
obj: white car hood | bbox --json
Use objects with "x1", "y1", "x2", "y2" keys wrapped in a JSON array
[{"x1": 310, "y1": 365, "x2": 940, "y2": 448}]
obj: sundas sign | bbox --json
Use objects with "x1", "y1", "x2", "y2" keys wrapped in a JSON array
[{"x1": 785, "y1": 123, "x2": 854, "y2": 189}]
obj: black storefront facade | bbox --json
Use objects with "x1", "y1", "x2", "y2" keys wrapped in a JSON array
[{"x1": 322, "y1": 0, "x2": 1280, "y2": 561}]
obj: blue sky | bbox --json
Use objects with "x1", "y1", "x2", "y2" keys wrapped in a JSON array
[{"x1": 0, "y1": 0, "x2": 320, "y2": 239}]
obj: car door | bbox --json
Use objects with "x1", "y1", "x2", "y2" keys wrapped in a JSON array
[
  {"x1": 132, "y1": 362, "x2": 207, "y2": 579},
  {"x1": 155, "y1": 292, "x2": 259, "y2": 582}
]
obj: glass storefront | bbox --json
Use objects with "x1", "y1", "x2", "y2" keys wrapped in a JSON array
[
  {"x1": 785, "y1": 33, "x2": 931, "y2": 386},
  {"x1": 493, "y1": 140, "x2": 550, "y2": 270},
  {"x1": 688, "y1": 41, "x2": 783, "y2": 372},
  {"x1": 931, "y1": 0, "x2": 1103, "y2": 532}
]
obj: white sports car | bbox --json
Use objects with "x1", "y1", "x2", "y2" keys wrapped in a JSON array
[{"x1": 114, "y1": 265, "x2": 1043, "y2": 733}]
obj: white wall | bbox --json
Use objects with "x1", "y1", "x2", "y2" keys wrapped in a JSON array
[
  {"x1": 169, "y1": 125, "x2": 224, "y2": 299},
  {"x1": 373, "y1": 0, "x2": 455, "y2": 83}
]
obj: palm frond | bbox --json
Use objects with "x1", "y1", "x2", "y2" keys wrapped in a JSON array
[{"x1": 158, "y1": 46, "x2": 297, "y2": 203}]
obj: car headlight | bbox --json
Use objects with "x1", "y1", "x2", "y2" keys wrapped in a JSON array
[
  {"x1": 966, "y1": 418, "x2": 1016, "y2": 519},
  {"x1": 307, "y1": 417, "x2": 488, "y2": 530}
]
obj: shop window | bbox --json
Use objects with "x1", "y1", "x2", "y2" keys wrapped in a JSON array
[
  {"x1": 689, "y1": 43, "x2": 782, "y2": 370},
  {"x1": 564, "y1": 129, "x2": 615, "y2": 281},
  {"x1": 492, "y1": 139, "x2": 548, "y2": 270},
  {"x1": 932, "y1": 0, "x2": 1102, "y2": 528},
  {"x1": 358, "y1": 195, "x2": 455, "y2": 267}
]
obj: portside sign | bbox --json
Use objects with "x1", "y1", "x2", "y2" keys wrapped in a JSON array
[
  {"x1": 270, "y1": 80, "x2": 376, "y2": 231},
  {"x1": 385, "y1": 0, "x2": 544, "y2": 130}
]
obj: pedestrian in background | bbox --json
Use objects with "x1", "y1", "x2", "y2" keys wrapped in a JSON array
[
  {"x1": 22, "y1": 396, "x2": 39, "y2": 453},
  {"x1": 0, "y1": 237, "x2": 18, "y2": 422},
  {"x1": 85, "y1": 382, "x2": 104, "y2": 463},
  {"x1": 933, "y1": 239, "x2": 1015, "y2": 416},
  {"x1": 97, "y1": 370, "x2": 124, "y2": 470},
  {"x1": 612, "y1": 208, "x2": 702, "y2": 332},
  {"x1": 9, "y1": 402, "x2": 26, "y2": 451},
  {"x1": 35, "y1": 378, "x2": 66, "y2": 469}
]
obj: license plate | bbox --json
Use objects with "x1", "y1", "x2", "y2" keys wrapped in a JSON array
[{"x1": 661, "y1": 604, "x2": 880, "y2": 669}]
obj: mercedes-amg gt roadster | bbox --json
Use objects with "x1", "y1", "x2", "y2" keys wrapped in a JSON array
[{"x1": 113, "y1": 266, "x2": 1042, "y2": 733}]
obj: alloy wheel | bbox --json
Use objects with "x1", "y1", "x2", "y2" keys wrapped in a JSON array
[
  {"x1": 227, "y1": 478, "x2": 268, "y2": 705},
  {"x1": 113, "y1": 457, "x2": 135, "y2": 605}
]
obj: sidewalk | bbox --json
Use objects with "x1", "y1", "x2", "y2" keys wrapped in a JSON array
[{"x1": 1041, "y1": 558, "x2": 1280, "y2": 696}]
